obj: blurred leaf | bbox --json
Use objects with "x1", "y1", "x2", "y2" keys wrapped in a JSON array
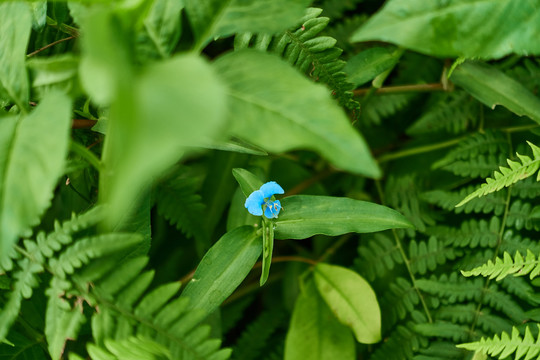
[
  {"x1": 30, "y1": 2, "x2": 47, "y2": 30},
  {"x1": 0, "y1": 92, "x2": 71, "y2": 262},
  {"x1": 136, "y1": 0, "x2": 184, "y2": 60},
  {"x1": 314, "y1": 263, "x2": 381, "y2": 344},
  {"x1": 351, "y1": 0, "x2": 540, "y2": 59},
  {"x1": 181, "y1": 226, "x2": 262, "y2": 316},
  {"x1": 0, "y1": 331, "x2": 46, "y2": 359},
  {"x1": 101, "y1": 53, "x2": 226, "y2": 227},
  {"x1": 28, "y1": 54, "x2": 79, "y2": 98},
  {"x1": 450, "y1": 61, "x2": 540, "y2": 124},
  {"x1": 344, "y1": 47, "x2": 399, "y2": 86},
  {"x1": 232, "y1": 168, "x2": 264, "y2": 198},
  {"x1": 274, "y1": 195, "x2": 414, "y2": 240},
  {"x1": 0, "y1": 2, "x2": 31, "y2": 109},
  {"x1": 185, "y1": 0, "x2": 311, "y2": 50},
  {"x1": 214, "y1": 50, "x2": 380, "y2": 178},
  {"x1": 284, "y1": 279, "x2": 355, "y2": 360}
]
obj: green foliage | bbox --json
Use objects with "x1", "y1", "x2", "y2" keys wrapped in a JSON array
[{"x1": 2, "y1": 0, "x2": 540, "y2": 359}]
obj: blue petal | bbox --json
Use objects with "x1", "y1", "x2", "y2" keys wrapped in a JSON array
[
  {"x1": 264, "y1": 200, "x2": 281, "y2": 219},
  {"x1": 260, "y1": 181, "x2": 284, "y2": 198},
  {"x1": 245, "y1": 190, "x2": 264, "y2": 216}
]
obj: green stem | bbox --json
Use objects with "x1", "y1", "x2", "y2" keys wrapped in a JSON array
[
  {"x1": 377, "y1": 136, "x2": 465, "y2": 163},
  {"x1": 375, "y1": 181, "x2": 433, "y2": 323},
  {"x1": 70, "y1": 141, "x2": 102, "y2": 172}
]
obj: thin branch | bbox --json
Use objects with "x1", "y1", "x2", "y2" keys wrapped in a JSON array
[
  {"x1": 354, "y1": 83, "x2": 447, "y2": 96},
  {"x1": 72, "y1": 119, "x2": 97, "y2": 129},
  {"x1": 27, "y1": 36, "x2": 75, "y2": 58}
]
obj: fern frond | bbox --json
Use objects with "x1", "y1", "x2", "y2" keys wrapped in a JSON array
[
  {"x1": 457, "y1": 325, "x2": 540, "y2": 360},
  {"x1": 370, "y1": 311, "x2": 429, "y2": 360},
  {"x1": 422, "y1": 187, "x2": 506, "y2": 215},
  {"x1": 414, "y1": 321, "x2": 470, "y2": 342},
  {"x1": 360, "y1": 93, "x2": 411, "y2": 126},
  {"x1": 416, "y1": 341, "x2": 469, "y2": 360},
  {"x1": 235, "y1": 8, "x2": 359, "y2": 112},
  {"x1": 380, "y1": 277, "x2": 420, "y2": 329},
  {"x1": 425, "y1": 217, "x2": 500, "y2": 248},
  {"x1": 501, "y1": 232, "x2": 540, "y2": 256},
  {"x1": 436, "y1": 304, "x2": 513, "y2": 335},
  {"x1": 513, "y1": 176, "x2": 540, "y2": 199},
  {"x1": 407, "y1": 92, "x2": 477, "y2": 135},
  {"x1": 355, "y1": 233, "x2": 402, "y2": 281},
  {"x1": 232, "y1": 307, "x2": 287, "y2": 360},
  {"x1": 409, "y1": 237, "x2": 458, "y2": 275},
  {"x1": 440, "y1": 153, "x2": 508, "y2": 179},
  {"x1": 87, "y1": 335, "x2": 171, "y2": 360},
  {"x1": 506, "y1": 200, "x2": 540, "y2": 231},
  {"x1": 462, "y1": 250, "x2": 540, "y2": 281},
  {"x1": 457, "y1": 142, "x2": 540, "y2": 207},
  {"x1": 433, "y1": 130, "x2": 508, "y2": 170},
  {"x1": 84, "y1": 255, "x2": 231, "y2": 360},
  {"x1": 155, "y1": 174, "x2": 207, "y2": 240}
]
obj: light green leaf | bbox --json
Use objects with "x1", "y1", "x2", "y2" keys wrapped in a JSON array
[
  {"x1": 0, "y1": 2, "x2": 32, "y2": 109},
  {"x1": 260, "y1": 219, "x2": 274, "y2": 286},
  {"x1": 314, "y1": 263, "x2": 381, "y2": 344},
  {"x1": 450, "y1": 61, "x2": 540, "y2": 124},
  {"x1": 351, "y1": 0, "x2": 540, "y2": 59},
  {"x1": 137, "y1": 0, "x2": 184, "y2": 60},
  {"x1": 28, "y1": 54, "x2": 79, "y2": 99},
  {"x1": 101, "y1": 53, "x2": 226, "y2": 227},
  {"x1": 0, "y1": 92, "x2": 71, "y2": 262},
  {"x1": 274, "y1": 195, "x2": 414, "y2": 239},
  {"x1": 284, "y1": 279, "x2": 355, "y2": 360},
  {"x1": 214, "y1": 50, "x2": 380, "y2": 178},
  {"x1": 344, "y1": 47, "x2": 399, "y2": 87},
  {"x1": 232, "y1": 168, "x2": 264, "y2": 198},
  {"x1": 185, "y1": 0, "x2": 311, "y2": 50},
  {"x1": 181, "y1": 226, "x2": 262, "y2": 316}
]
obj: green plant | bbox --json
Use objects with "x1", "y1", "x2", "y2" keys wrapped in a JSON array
[{"x1": 1, "y1": 0, "x2": 540, "y2": 359}]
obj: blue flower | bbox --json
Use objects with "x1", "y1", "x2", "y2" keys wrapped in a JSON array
[{"x1": 244, "y1": 181, "x2": 285, "y2": 219}]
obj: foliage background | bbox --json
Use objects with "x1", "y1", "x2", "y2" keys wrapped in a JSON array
[{"x1": 1, "y1": 0, "x2": 540, "y2": 359}]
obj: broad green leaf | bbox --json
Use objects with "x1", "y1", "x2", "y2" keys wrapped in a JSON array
[
  {"x1": 450, "y1": 61, "x2": 540, "y2": 124},
  {"x1": 181, "y1": 226, "x2": 262, "y2": 316},
  {"x1": 314, "y1": 263, "x2": 381, "y2": 344},
  {"x1": 285, "y1": 279, "x2": 355, "y2": 360},
  {"x1": 0, "y1": 2, "x2": 32, "y2": 109},
  {"x1": 274, "y1": 195, "x2": 414, "y2": 240},
  {"x1": 101, "y1": 53, "x2": 226, "y2": 227},
  {"x1": 344, "y1": 47, "x2": 399, "y2": 87},
  {"x1": 185, "y1": 0, "x2": 311, "y2": 50},
  {"x1": 0, "y1": 92, "x2": 71, "y2": 262},
  {"x1": 351, "y1": 0, "x2": 540, "y2": 59},
  {"x1": 136, "y1": 0, "x2": 184, "y2": 60},
  {"x1": 28, "y1": 54, "x2": 79, "y2": 99},
  {"x1": 214, "y1": 50, "x2": 380, "y2": 178},
  {"x1": 232, "y1": 168, "x2": 264, "y2": 198}
]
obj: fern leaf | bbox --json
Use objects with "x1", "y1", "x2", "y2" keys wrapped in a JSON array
[
  {"x1": 409, "y1": 237, "x2": 458, "y2": 275},
  {"x1": 380, "y1": 277, "x2": 419, "y2": 329},
  {"x1": 414, "y1": 322, "x2": 470, "y2": 342},
  {"x1": 457, "y1": 142, "x2": 540, "y2": 207},
  {"x1": 355, "y1": 233, "x2": 402, "y2": 281},
  {"x1": 423, "y1": 187, "x2": 506, "y2": 215},
  {"x1": 457, "y1": 325, "x2": 540, "y2": 360},
  {"x1": 235, "y1": 8, "x2": 359, "y2": 112},
  {"x1": 513, "y1": 176, "x2": 540, "y2": 199},
  {"x1": 407, "y1": 91, "x2": 477, "y2": 135},
  {"x1": 462, "y1": 250, "x2": 540, "y2": 281},
  {"x1": 507, "y1": 200, "x2": 540, "y2": 231},
  {"x1": 425, "y1": 217, "x2": 500, "y2": 248},
  {"x1": 432, "y1": 130, "x2": 509, "y2": 169},
  {"x1": 360, "y1": 93, "x2": 411, "y2": 126},
  {"x1": 440, "y1": 153, "x2": 508, "y2": 179},
  {"x1": 87, "y1": 335, "x2": 171, "y2": 360}
]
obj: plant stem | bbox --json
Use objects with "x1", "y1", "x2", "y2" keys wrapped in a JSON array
[
  {"x1": 27, "y1": 36, "x2": 75, "y2": 57},
  {"x1": 377, "y1": 136, "x2": 465, "y2": 163},
  {"x1": 354, "y1": 83, "x2": 447, "y2": 96},
  {"x1": 375, "y1": 180, "x2": 433, "y2": 323},
  {"x1": 70, "y1": 141, "x2": 103, "y2": 172}
]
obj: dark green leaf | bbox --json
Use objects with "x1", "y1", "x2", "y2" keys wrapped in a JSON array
[
  {"x1": 232, "y1": 168, "x2": 264, "y2": 198},
  {"x1": 214, "y1": 50, "x2": 380, "y2": 178},
  {"x1": 344, "y1": 47, "x2": 399, "y2": 86},
  {"x1": 351, "y1": 0, "x2": 540, "y2": 59},
  {"x1": 181, "y1": 226, "x2": 262, "y2": 316},
  {"x1": 450, "y1": 61, "x2": 540, "y2": 124},
  {"x1": 185, "y1": 0, "x2": 311, "y2": 50},
  {"x1": 274, "y1": 195, "x2": 414, "y2": 240}
]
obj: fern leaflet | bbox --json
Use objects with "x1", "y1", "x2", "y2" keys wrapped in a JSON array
[
  {"x1": 458, "y1": 325, "x2": 540, "y2": 360},
  {"x1": 457, "y1": 142, "x2": 540, "y2": 207},
  {"x1": 462, "y1": 250, "x2": 540, "y2": 281}
]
